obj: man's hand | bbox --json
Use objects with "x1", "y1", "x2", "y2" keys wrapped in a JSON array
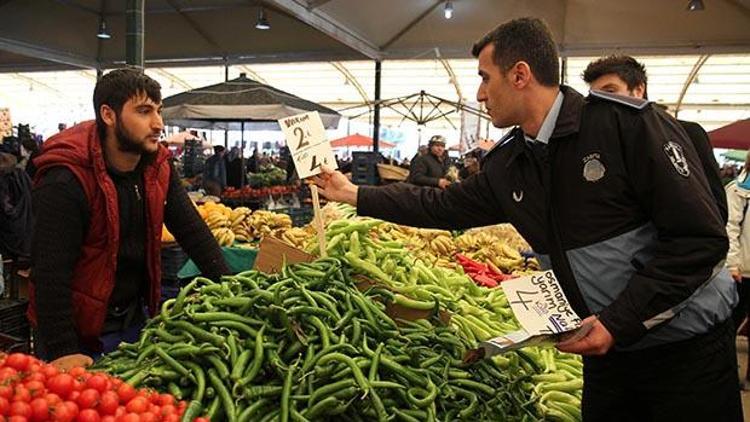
[
  {"x1": 438, "y1": 178, "x2": 451, "y2": 189},
  {"x1": 556, "y1": 315, "x2": 615, "y2": 356},
  {"x1": 50, "y1": 354, "x2": 93, "y2": 371},
  {"x1": 312, "y1": 166, "x2": 359, "y2": 205},
  {"x1": 731, "y1": 268, "x2": 742, "y2": 282}
]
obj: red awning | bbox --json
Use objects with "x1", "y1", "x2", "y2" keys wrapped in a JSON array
[
  {"x1": 709, "y1": 119, "x2": 750, "y2": 150},
  {"x1": 330, "y1": 133, "x2": 395, "y2": 149}
]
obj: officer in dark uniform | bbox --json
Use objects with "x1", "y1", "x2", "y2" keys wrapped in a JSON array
[{"x1": 314, "y1": 17, "x2": 741, "y2": 422}]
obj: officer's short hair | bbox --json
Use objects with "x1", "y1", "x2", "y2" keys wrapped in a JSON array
[
  {"x1": 471, "y1": 17, "x2": 560, "y2": 87},
  {"x1": 94, "y1": 68, "x2": 162, "y2": 136},
  {"x1": 582, "y1": 55, "x2": 649, "y2": 99}
]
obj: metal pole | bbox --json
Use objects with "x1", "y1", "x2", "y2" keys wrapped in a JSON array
[
  {"x1": 560, "y1": 57, "x2": 567, "y2": 85},
  {"x1": 240, "y1": 121, "x2": 246, "y2": 188},
  {"x1": 373, "y1": 60, "x2": 381, "y2": 154},
  {"x1": 224, "y1": 60, "x2": 229, "y2": 148},
  {"x1": 125, "y1": 0, "x2": 144, "y2": 69}
]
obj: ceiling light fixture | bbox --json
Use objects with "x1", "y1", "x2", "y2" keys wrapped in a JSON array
[
  {"x1": 255, "y1": 7, "x2": 271, "y2": 30},
  {"x1": 686, "y1": 0, "x2": 705, "y2": 11},
  {"x1": 444, "y1": 1, "x2": 453, "y2": 19},
  {"x1": 97, "y1": 18, "x2": 111, "y2": 39}
]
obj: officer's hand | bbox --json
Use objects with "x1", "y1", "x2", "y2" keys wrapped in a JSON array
[
  {"x1": 731, "y1": 268, "x2": 742, "y2": 283},
  {"x1": 556, "y1": 315, "x2": 614, "y2": 356},
  {"x1": 312, "y1": 166, "x2": 358, "y2": 205},
  {"x1": 50, "y1": 354, "x2": 93, "y2": 371},
  {"x1": 438, "y1": 178, "x2": 451, "y2": 189}
]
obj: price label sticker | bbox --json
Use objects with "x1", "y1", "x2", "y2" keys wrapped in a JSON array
[
  {"x1": 279, "y1": 111, "x2": 337, "y2": 178},
  {"x1": 500, "y1": 270, "x2": 583, "y2": 335}
]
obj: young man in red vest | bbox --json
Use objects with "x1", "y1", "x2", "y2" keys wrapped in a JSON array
[{"x1": 30, "y1": 69, "x2": 229, "y2": 368}]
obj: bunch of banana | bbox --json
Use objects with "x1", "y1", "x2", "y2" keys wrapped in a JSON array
[
  {"x1": 278, "y1": 227, "x2": 311, "y2": 249},
  {"x1": 205, "y1": 210, "x2": 230, "y2": 230},
  {"x1": 211, "y1": 227, "x2": 235, "y2": 247},
  {"x1": 230, "y1": 207, "x2": 252, "y2": 243},
  {"x1": 454, "y1": 232, "x2": 528, "y2": 273},
  {"x1": 465, "y1": 223, "x2": 531, "y2": 252},
  {"x1": 245, "y1": 210, "x2": 293, "y2": 240}
]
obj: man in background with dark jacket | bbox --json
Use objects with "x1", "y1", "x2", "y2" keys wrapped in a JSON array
[
  {"x1": 582, "y1": 55, "x2": 727, "y2": 223},
  {"x1": 407, "y1": 135, "x2": 451, "y2": 189}
]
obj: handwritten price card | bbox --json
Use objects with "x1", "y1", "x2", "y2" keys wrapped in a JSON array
[
  {"x1": 279, "y1": 111, "x2": 338, "y2": 179},
  {"x1": 500, "y1": 270, "x2": 582, "y2": 335}
]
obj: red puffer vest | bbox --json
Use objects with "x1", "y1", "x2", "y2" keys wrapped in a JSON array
[{"x1": 28, "y1": 120, "x2": 170, "y2": 351}]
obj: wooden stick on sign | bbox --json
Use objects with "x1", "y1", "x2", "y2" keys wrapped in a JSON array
[{"x1": 310, "y1": 184, "x2": 327, "y2": 257}]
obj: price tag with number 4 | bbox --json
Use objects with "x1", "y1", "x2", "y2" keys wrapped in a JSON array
[{"x1": 279, "y1": 111, "x2": 338, "y2": 179}]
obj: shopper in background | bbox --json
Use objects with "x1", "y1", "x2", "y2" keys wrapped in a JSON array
[
  {"x1": 407, "y1": 135, "x2": 451, "y2": 189},
  {"x1": 726, "y1": 150, "x2": 750, "y2": 387},
  {"x1": 583, "y1": 55, "x2": 727, "y2": 223},
  {"x1": 30, "y1": 69, "x2": 229, "y2": 369},
  {"x1": 459, "y1": 155, "x2": 480, "y2": 180},
  {"x1": 225, "y1": 145, "x2": 244, "y2": 188},
  {"x1": 314, "y1": 17, "x2": 740, "y2": 421},
  {"x1": 203, "y1": 145, "x2": 226, "y2": 196}
]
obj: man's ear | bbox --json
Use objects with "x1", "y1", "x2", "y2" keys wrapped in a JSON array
[
  {"x1": 633, "y1": 83, "x2": 647, "y2": 99},
  {"x1": 511, "y1": 61, "x2": 532, "y2": 88},
  {"x1": 100, "y1": 104, "x2": 116, "y2": 127}
]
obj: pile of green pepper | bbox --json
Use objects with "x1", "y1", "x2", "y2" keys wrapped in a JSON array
[{"x1": 93, "y1": 258, "x2": 542, "y2": 422}]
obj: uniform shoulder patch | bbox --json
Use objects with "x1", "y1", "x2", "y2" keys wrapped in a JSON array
[{"x1": 589, "y1": 90, "x2": 650, "y2": 110}]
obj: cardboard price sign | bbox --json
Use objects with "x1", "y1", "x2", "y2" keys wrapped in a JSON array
[
  {"x1": 500, "y1": 270, "x2": 582, "y2": 335},
  {"x1": 279, "y1": 111, "x2": 338, "y2": 179}
]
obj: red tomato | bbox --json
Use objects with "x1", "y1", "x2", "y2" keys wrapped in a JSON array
[
  {"x1": 156, "y1": 394, "x2": 173, "y2": 407},
  {"x1": 76, "y1": 390, "x2": 100, "y2": 410},
  {"x1": 8, "y1": 416, "x2": 26, "y2": 422},
  {"x1": 27, "y1": 364, "x2": 41, "y2": 375},
  {"x1": 75, "y1": 409, "x2": 100, "y2": 422},
  {"x1": 0, "y1": 369, "x2": 18, "y2": 383},
  {"x1": 23, "y1": 382, "x2": 44, "y2": 399},
  {"x1": 85, "y1": 376, "x2": 108, "y2": 394},
  {"x1": 63, "y1": 401, "x2": 79, "y2": 418},
  {"x1": 24, "y1": 373, "x2": 44, "y2": 384},
  {"x1": 162, "y1": 414, "x2": 179, "y2": 422},
  {"x1": 101, "y1": 418, "x2": 114, "y2": 422},
  {"x1": 9, "y1": 402, "x2": 31, "y2": 419},
  {"x1": 52, "y1": 403, "x2": 75, "y2": 422},
  {"x1": 119, "y1": 414, "x2": 139, "y2": 422},
  {"x1": 13, "y1": 387, "x2": 31, "y2": 403},
  {"x1": 0, "y1": 397, "x2": 9, "y2": 415},
  {"x1": 97, "y1": 392, "x2": 118, "y2": 416},
  {"x1": 42, "y1": 366, "x2": 59, "y2": 380},
  {"x1": 124, "y1": 398, "x2": 147, "y2": 415},
  {"x1": 113, "y1": 407, "x2": 125, "y2": 418},
  {"x1": 47, "y1": 374, "x2": 75, "y2": 399},
  {"x1": 67, "y1": 368, "x2": 85, "y2": 378},
  {"x1": 44, "y1": 394, "x2": 62, "y2": 406},
  {"x1": 159, "y1": 405, "x2": 175, "y2": 418},
  {"x1": 0, "y1": 386, "x2": 12, "y2": 400},
  {"x1": 139, "y1": 412, "x2": 157, "y2": 422},
  {"x1": 5, "y1": 355, "x2": 30, "y2": 372},
  {"x1": 108, "y1": 378, "x2": 122, "y2": 389},
  {"x1": 115, "y1": 385, "x2": 135, "y2": 404},
  {"x1": 193, "y1": 418, "x2": 209, "y2": 422},
  {"x1": 28, "y1": 398, "x2": 48, "y2": 422}
]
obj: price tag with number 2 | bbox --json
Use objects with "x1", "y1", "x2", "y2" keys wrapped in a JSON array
[{"x1": 279, "y1": 111, "x2": 338, "y2": 179}]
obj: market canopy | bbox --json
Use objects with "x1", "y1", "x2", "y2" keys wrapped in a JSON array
[
  {"x1": 0, "y1": 0, "x2": 748, "y2": 72},
  {"x1": 330, "y1": 134, "x2": 395, "y2": 149},
  {"x1": 709, "y1": 119, "x2": 750, "y2": 150},
  {"x1": 161, "y1": 73, "x2": 341, "y2": 130}
]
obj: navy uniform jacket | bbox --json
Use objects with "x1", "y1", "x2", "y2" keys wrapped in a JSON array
[{"x1": 357, "y1": 86, "x2": 736, "y2": 350}]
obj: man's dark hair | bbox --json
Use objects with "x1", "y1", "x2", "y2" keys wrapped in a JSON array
[
  {"x1": 471, "y1": 17, "x2": 560, "y2": 87},
  {"x1": 213, "y1": 145, "x2": 225, "y2": 154},
  {"x1": 93, "y1": 68, "x2": 162, "y2": 136},
  {"x1": 582, "y1": 55, "x2": 649, "y2": 99}
]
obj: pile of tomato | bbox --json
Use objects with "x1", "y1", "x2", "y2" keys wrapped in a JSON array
[{"x1": 0, "y1": 353, "x2": 206, "y2": 422}]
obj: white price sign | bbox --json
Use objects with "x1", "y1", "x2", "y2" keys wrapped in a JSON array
[
  {"x1": 500, "y1": 270, "x2": 583, "y2": 335},
  {"x1": 279, "y1": 111, "x2": 338, "y2": 179}
]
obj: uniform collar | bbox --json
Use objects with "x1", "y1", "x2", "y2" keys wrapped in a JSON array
[
  {"x1": 524, "y1": 90, "x2": 564, "y2": 145},
  {"x1": 551, "y1": 85, "x2": 585, "y2": 139}
]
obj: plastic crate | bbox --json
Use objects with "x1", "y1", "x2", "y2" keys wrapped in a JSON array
[
  {"x1": 0, "y1": 333, "x2": 29, "y2": 354},
  {"x1": 352, "y1": 152, "x2": 380, "y2": 186},
  {"x1": 278, "y1": 206, "x2": 314, "y2": 227},
  {"x1": 161, "y1": 245, "x2": 188, "y2": 282},
  {"x1": 0, "y1": 299, "x2": 29, "y2": 339}
]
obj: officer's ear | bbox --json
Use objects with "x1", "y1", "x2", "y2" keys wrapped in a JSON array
[{"x1": 509, "y1": 61, "x2": 532, "y2": 88}]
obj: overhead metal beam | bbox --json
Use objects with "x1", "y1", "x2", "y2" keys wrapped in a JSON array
[
  {"x1": 264, "y1": 0, "x2": 381, "y2": 59},
  {"x1": 0, "y1": 37, "x2": 98, "y2": 69},
  {"x1": 306, "y1": 0, "x2": 333, "y2": 10},
  {"x1": 674, "y1": 54, "x2": 710, "y2": 117},
  {"x1": 165, "y1": 0, "x2": 226, "y2": 57},
  {"x1": 381, "y1": 0, "x2": 442, "y2": 51},
  {"x1": 240, "y1": 65, "x2": 268, "y2": 84},
  {"x1": 11, "y1": 74, "x2": 65, "y2": 96},
  {"x1": 151, "y1": 68, "x2": 192, "y2": 90},
  {"x1": 330, "y1": 61, "x2": 369, "y2": 104},
  {"x1": 435, "y1": 52, "x2": 463, "y2": 102}
]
